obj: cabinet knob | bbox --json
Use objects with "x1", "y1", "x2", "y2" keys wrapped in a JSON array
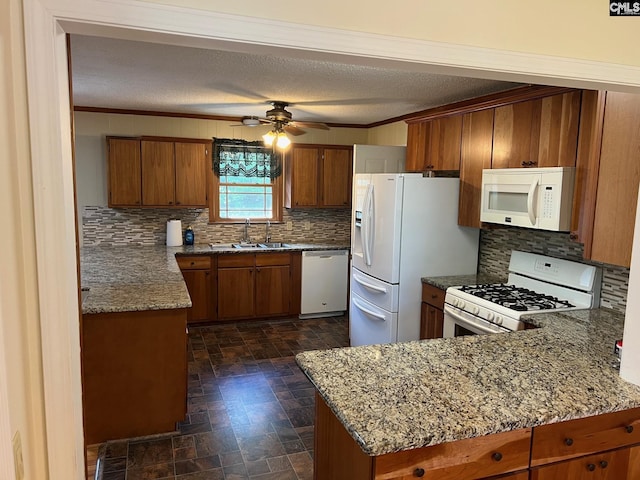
[
  {"x1": 413, "y1": 467, "x2": 425, "y2": 477},
  {"x1": 600, "y1": 460, "x2": 608, "y2": 469},
  {"x1": 569, "y1": 233, "x2": 578, "y2": 241},
  {"x1": 564, "y1": 438, "x2": 574, "y2": 446},
  {"x1": 176, "y1": 201, "x2": 181, "y2": 205},
  {"x1": 492, "y1": 452, "x2": 503, "y2": 462},
  {"x1": 625, "y1": 425, "x2": 634, "y2": 434},
  {"x1": 586, "y1": 463, "x2": 596, "y2": 472},
  {"x1": 521, "y1": 161, "x2": 528, "y2": 167},
  {"x1": 431, "y1": 294, "x2": 438, "y2": 299}
]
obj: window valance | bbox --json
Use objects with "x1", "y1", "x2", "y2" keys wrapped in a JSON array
[{"x1": 212, "y1": 138, "x2": 282, "y2": 180}]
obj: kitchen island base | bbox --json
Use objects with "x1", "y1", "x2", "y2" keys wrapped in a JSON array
[{"x1": 82, "y1": 308, "x2": 187, "y2": 444}]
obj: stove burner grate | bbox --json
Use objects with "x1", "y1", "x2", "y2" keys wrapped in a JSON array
[{"x1": 458, "y1": 283, "x2": 575, "y2": 311}]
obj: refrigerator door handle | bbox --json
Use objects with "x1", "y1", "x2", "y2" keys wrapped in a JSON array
[
  {"x1": 352, "y1": 297, "x2": 386, "y2": 321},
  {"x1": 353, "y1": 273, "x2": 387, "y2": 294},
  {"x1": 363, "y1": 184, "x2": 374, "y2": 266}
]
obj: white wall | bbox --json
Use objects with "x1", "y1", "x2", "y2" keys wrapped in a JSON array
[
  {"x1": 366, "y1": 121, "x2": 408, "y2": 146},
  {"x1": 143, "y1": 0, "x2": 640, "y2": 69}
]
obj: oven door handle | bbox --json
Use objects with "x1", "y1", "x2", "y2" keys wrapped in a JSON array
[{"x1": 444, "y1": 305, "x2": 510, "y2": 335}]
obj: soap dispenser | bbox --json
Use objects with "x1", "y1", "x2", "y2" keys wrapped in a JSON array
[{"x1": 184, "y1": 226, "x2": 195, "y2": 246}]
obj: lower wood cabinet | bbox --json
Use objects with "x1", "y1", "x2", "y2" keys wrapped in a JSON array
[
  {"x1": 177, "y1": 255, "x2": 216, "y2": 324},
  {"x1": 420, "y1": 283, "x2": 445, "y2": 339},
  {"x1": 314, "y1": 393, "x2": 640, "y2": 480},
  {"x1": 82, "y1": 308, "x2": 188, "y2": 444},
  {"x1": 217, "y1": 252, "x2": 301, "y2": 321}
]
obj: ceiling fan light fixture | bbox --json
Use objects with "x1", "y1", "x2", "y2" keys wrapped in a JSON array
[
  {"x1": 276, "y1": 131, "x2": 291, "y2": 149},
  {"x1": 262, "y1": 131, "x2": 276, "y2": 146},
  {"x1": 242, "y1": 117, "x2": 261, "y2": 127}
]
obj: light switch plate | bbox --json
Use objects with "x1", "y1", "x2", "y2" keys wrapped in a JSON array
[
  {"x1": 12, "y1": 431, "x2": 24, "y2": 480},
  {"x1": 304, "y1": 221, "x2": 311, "y2": 231},
  {"x1": 286, "y1": 221, "x2": 292, "y2": 231}
]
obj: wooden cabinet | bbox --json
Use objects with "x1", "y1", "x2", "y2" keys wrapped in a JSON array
[
  {"x1": 107, "y1": 138, "x2": 142, "y2": 206},
  {"x1": 217, "y1": 252, "x2": 301, "y2": 320},
  {"x1": 420, "y1": 283, "x2": 445, "y2": 339},
  {"x1": 315, "y1": 393, "x2": 531, "y2": 480},
  {"x1": 458, "y1": 109, "x2": 495, "y2": 228},
  {"x1": 406, "y1": 115, "x2": 462, "y2": 172},
  {"x1": 573, "y1": 91, "x2": 640, "y2": 267},
  {"x1": 492, "y1": 91, "x2": 581, "y2": 169},
  {"x1": 177, "y1": 255, "x2": 215, "y2": 324},
  {"x1": 315, "y1": 393, "x2": 640, "y2": 480},
  {"x1": 284, "y1": 144, "x2": 353, "y2": 208},
  {"x1": 82, "y1": 308, "x2": 187, "y2": 444},
  {"x1": 107, "y1": 136, "x2": 209, "y2": 208}
]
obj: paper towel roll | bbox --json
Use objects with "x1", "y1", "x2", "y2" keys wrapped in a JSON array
[{"x1": 166, "y1": 219, "x2": 183, "y2": 246}]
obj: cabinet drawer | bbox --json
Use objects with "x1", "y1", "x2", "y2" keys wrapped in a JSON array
[
  {"x1": 375, "y1": 428, "x2": 531, "y2": 480},
  {"x1": 421, "y1": 283, "x2": 445, "y2": 310},
  {"x1": 530, "y1": 408, "x2": 640, "y2": 466},
  {"x1": 217, "y1": 254, "x2": 254, "y2": 268},
  {"x1": 176, "y1": 255, "x2": 211, "y2": 270},
  {"x1": 256, "y1": 252, "x2": 291, "y2": 266}
]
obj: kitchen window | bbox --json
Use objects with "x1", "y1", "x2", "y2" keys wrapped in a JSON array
[{"x1": 210, "y1": 138, "x2": 283, "y2": 222}]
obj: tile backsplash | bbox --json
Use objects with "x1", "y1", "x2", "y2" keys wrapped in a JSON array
[
  {"x1": 478, "y1": 227, "x2": 629, "y2": 314},
  {"x1": 82, "y1": 206, "x2": 351, "y2": 246},
  {"x1": 82, "y1": 208, "x2": 629, "y2": 314}
]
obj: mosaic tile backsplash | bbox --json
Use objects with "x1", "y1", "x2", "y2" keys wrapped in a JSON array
[
  {"x1": 477, "y1": 227, "x2": 629, "y2": 314},
  {"x1": 82, "y1": 208, "x2": 629, "y2": 314},
  {"x1": 82, "y1": 206, "x2": 351, "y2": 247}
]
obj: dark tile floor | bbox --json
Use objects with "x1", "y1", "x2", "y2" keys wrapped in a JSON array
[{"x1": 91, "y1": 315, "x2": 349, "y2": 480}]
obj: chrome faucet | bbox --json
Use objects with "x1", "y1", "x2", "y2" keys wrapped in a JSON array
[
  {"x1": 265, "y1": 220, "x2": 271, "y2": 243},
  {"x1": 242, "y1": 218, "x2": 251, "y2": 243}
]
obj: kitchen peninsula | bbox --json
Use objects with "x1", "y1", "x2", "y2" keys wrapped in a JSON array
[{"x1": 296, "y1": 308, "x2": 640, "y2": 479}]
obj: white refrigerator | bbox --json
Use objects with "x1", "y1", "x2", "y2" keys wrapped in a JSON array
[{"x1": 350, "y1": 173, "x2": 479, "y2": 346}]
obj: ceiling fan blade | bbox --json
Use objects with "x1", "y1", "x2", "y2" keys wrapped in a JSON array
[
  {"x1": 283, "y1": 125, "x2": 306, "y2": 136},
  {"x1": 290, "y1": 121, "x2": 330, "y2": 130}
]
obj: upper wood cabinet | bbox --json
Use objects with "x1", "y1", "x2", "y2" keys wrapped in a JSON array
[
  {"x1": 107, "y1": 136, "x2": 210, "y2": 208},
  {"x1": 284, "y1": 144, "x2": 353, "y2": 208},
  {"x1": 492, "y1": 91, "x2": 581, "y2": 169},
  {"x1": 572, "y1": 91, "x2": 640, "y2": 267},
  {"x1": 406, "y1": 115, "x2": 462, "y2": 172},
  {"x1": 458, "y1": 109, "x2": 495, "y2": 228},
  {"x1": 108, "y1": 138, "x2": 142, "y2": 206}
]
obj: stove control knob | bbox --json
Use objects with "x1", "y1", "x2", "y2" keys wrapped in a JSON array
[
  {"x1": 449, "y1": 298, "x2": 457, "y2": 307},
  {"x1": 458, "y1": 300, "x2": 466, "y2": 309},
  {"x1": 495, "y1": 316, "x2": 503, "y2": 325},
  {"x1": 471, "y1": 306, "x2": 480, "y2": 315},
  {"x1": 486, "y1": 312, "x2": 495, "y2": 321}
]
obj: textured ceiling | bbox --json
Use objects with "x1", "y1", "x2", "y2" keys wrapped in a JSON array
[{"x1": 69, "y1": 35, "x2": 525, "y2": 126}]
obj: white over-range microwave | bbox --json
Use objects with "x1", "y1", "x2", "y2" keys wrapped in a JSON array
[{"x1": 480, "y1": 167, "x2": 575, "y2": 231}]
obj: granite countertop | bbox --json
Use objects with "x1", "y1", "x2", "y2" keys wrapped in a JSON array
[
  {"x1": 81, "y1": 243, "x2": 349, "y2": 314},
  {"x1": 422, "y1": 273, "x2": 507, "y2": 290},
  {"x1": 295, "y1": 308, "x2": 640, "y2": 456}
]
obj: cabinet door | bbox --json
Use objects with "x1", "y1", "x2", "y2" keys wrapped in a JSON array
[
  {"x1": 175, "y1": 142, "x2": 208, "y2": 206},
  {"x1": 459, "y1": 109, "x2": 494, "y2": 228},
  {"x1": 108, "y1": 138, "x2": 141, "y2": 206},
  {"x1": 141, "y1": 140, "x2": 176, "y2": 206},
  {"x1": 420, "y1": 303, "x2": 444, "y2": 340},
  {"x1": 430, "y1": 115, "x2": 463, "y2": 171},
  {"x1": 492, "y1": 100, "x2": 536, "y2": 169},
  {"x1": 288, "y1": 146, "x2": 320, "y2": 207},
  {"x1": 255, "y1": 265, "x2": 290, "y2": 317},
  {"x1": 181, "y1": 269, "x2": 211, "y2": 323},
  {"x1": 534, "y1": 91, "x2": 581, "y2": 167},
  {"x1": 531, "y1": 448, "x2": 630, "y2": 480},
  {"x1": 217, "y1": 267, "x2": 255, "y2": 319},
  {"x1": 405, "y1": 121, "x2": 431, "y2": 172},
  {"x1": 590, "y1": 92, "x2": 640, "y2": 267},
  {"x1": 486, "y1": 472, "x2": 529, "y2": 480},
  {"x1": 322, "y1": 147, "x2": 352, "y2": 207}
]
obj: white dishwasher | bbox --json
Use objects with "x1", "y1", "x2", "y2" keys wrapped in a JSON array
[{"x1": 300, "y1": 250, "x2": 349, "y2": 318}]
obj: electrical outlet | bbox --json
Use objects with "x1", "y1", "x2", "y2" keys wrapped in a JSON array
[
  {"x1": 286, "y1": 221, "x2": 293, "y2": 231},
  {"x1": 304, "y1": 221, "x2": 311, "y2": 231},
  {"x1": 12, "y1": 431, "x2": 24, "y2": 480}
]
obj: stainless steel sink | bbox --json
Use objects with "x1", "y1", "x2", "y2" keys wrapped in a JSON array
[
  {"x1": 232, "y1": 243, "x2": 261, "y2": 249},
  {"x1": 258, "y1": 242, "x2": 290, "y2": 248}
]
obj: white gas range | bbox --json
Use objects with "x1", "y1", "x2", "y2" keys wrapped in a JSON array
[{"x1": 443, "y1": 251, "x2": 602, "y2": 337}]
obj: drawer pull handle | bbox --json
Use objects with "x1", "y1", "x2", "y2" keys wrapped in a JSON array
[
  {"x1": 586, "y1": 463, "x2": 596, "y2": 472},
  {"x1": 626, "y1": 425, "x2": 634, "y2": 433},
  {"x1": 431, "y1": 294, "x2": 438, "y2": 299},
  {"x1": 492, "y1": 452, "x2": 503, "y2": 462},
  {"x1": 600, "y1": 460, "x2": 608, "y2": 469},
  {"x1": 413, "y1": 467, "x2": 425, "y2": 477},
  {"x1": 564, "y1": 437, "x2": 574, "y2": 446}
]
